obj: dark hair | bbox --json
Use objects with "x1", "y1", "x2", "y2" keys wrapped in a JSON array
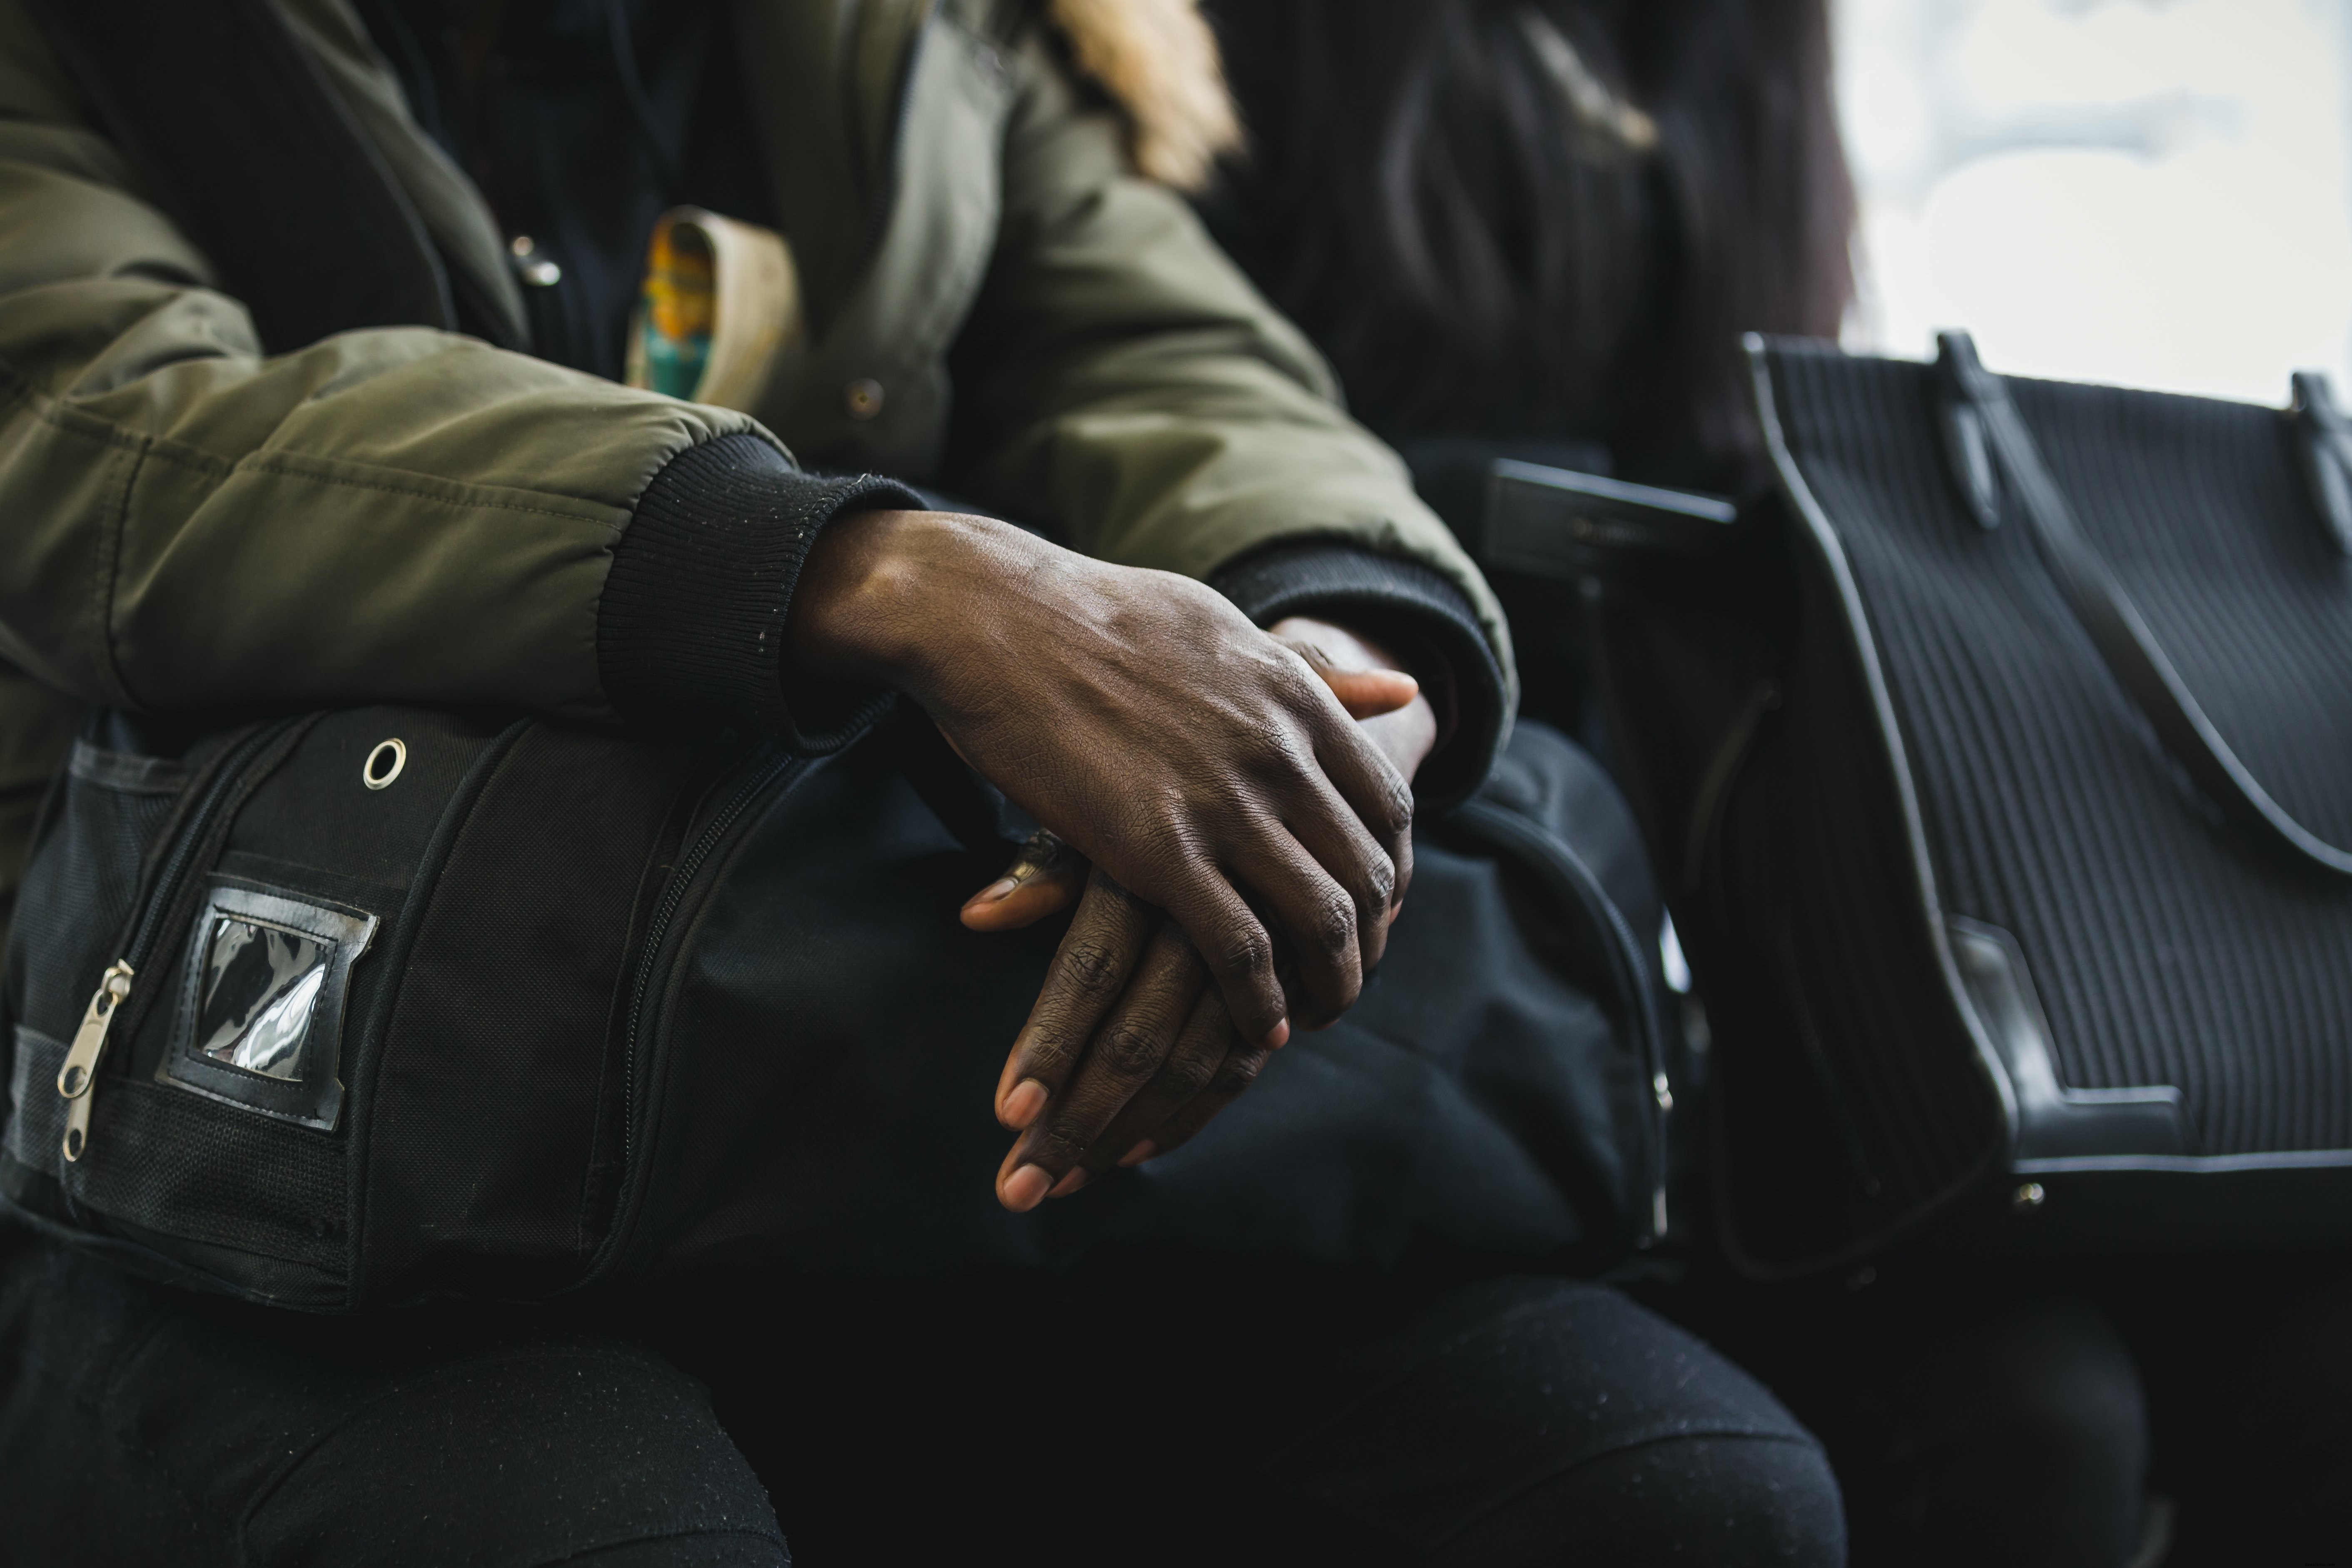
[{"x1": 1205, "y1": 0, "x2": 1854, "y2": 489}]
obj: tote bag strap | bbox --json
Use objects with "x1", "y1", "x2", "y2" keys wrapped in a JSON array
[{"x1": 1937, "y1": 331, "x2": 2352, "y2": 877}]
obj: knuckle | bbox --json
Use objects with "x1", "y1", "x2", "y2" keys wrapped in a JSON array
[
  {"x1": 1377, "y1": 774, "x2": 1415, "y2": 838},
  {"x1": 1247, "y1": 726, "x2": 1316, "y2": 784},
  {"x1": 1216, "y1": 924, "x2": 1274, "y2": 980},
  {"x1": 1159, "y1": 1050, "x2": 1219, "y2": 1102},
  {"x1": 1099, "y1": 1022, "x2": 1165, "y2": 1077},
  {"x1": 1311, "y1": 891, "x2": 1358, "y2": 960},
  {"x1": 1218, "y1": 1051, "x2": 1270, "y2": 1093},
  {"x1": 1020, "y1": 1035, "x2": 1075, "y2": 1079},
  {"x1": 1056, "y1": 940, "x2": 1121, "y2": 995},
  {"x1": 1037, "y1": 1126, "x2": 1089, "y2": 1165}
]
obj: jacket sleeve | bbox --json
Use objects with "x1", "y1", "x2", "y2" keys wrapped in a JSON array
[
  {"x1": 944, "y1": 19, "x2": 1518, "y2": 786},
  {"x1": 0, "y1": 6, "x2": 909, "y2": 735}
]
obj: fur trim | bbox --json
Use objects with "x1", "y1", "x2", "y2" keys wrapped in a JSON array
[{"x1": 1049, "y1": 0, "x2": 1240, "y2": 191}]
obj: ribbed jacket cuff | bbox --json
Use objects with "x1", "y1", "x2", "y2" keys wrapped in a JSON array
[
  {"x1": 598, "y1": 433, "x2": 922, "y2": 750},
  {"x1": 1210, "y1": 541, "x2": 1508, "y2": 806}
]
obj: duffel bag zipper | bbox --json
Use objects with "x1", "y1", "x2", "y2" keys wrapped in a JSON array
[
  {"x1": 55, "y1": 719, "x2": 301, "y2": 1163},
  {"x1": 579, "y1": 747, "x2": 810, "y2": 1286},
  {"x1": 1449, "y1": 798, "x2": 1674, "y2": 1248}
]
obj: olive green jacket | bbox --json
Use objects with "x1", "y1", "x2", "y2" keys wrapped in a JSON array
[{"x1": 0, "y1": 0, "x2": 1512, "y2": 940}]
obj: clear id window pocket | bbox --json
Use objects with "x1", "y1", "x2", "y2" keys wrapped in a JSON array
[
  {"x1": 194, "y1": 918, "x2": 329, "y2": 1079},
  {"x1": 159, "y1": 882, "x2": 376, "y2": 1130}
]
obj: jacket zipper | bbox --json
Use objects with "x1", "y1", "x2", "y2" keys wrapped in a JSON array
[
  {"x1": 54, "y1": 720, "x2": 298, "y2": 1163},
  {"x1": 582, "y1": 748, "x2": 809, "y2": 1283},
  {"x1": 1450, "y1": 798, "x2": 1673, "y2": 1248}
]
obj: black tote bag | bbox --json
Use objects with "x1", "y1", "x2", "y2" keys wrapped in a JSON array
[{"x1": 1570, "y1": 332, "x2": 2352, "y2": 1279}]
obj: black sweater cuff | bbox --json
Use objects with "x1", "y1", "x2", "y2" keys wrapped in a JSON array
[
  {"x1": 1209, "y1": 541, "x2": 1507, "y2": 806},
  {"x1": 598, "y1": 433, "x2": 922, "y2": 749}
]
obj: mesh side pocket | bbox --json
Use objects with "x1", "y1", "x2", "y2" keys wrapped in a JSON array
[
  {"x1": 5, "y1": 1025, "x2": 65, "y2": 1175},
  {"x1": 66, "y1": 1071, "x2": 347, "y2": 1301},
  {"x1": 10, "y1": 743, "x2": 187, "y2": 1039},
  {"x1": 3, "y1": 743, "x2": 186, "y2": 1199}
]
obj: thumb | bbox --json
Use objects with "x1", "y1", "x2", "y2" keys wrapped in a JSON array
[
  {"x1": 1291, "y1": 642, "x2": 1420, "y2": 720},
  {"x1": 962, "y1": 830, "x2": 1090, "y2": 931},
  {"x1": 1321, "y1": 666, "x2": 1420, "y2": 720}
]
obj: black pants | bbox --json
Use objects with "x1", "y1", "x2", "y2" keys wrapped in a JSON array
[
  {"x1": 1673, "y1": 1260, "x2": 2352, "y2": 1568},
  {"x1": 0, "y1": 1224, "x2": 1843, "y2": 1568}
]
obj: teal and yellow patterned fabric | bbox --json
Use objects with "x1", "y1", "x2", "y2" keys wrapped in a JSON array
[{"x1": 636, "y1": 213, "x2": 715, "y2": 399}]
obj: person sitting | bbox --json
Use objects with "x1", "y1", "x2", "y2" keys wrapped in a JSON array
[
  {"x1": 1199, "y1": 0, "x2": 1853, "y2": 745},
  {"x1": 1198, "y1": 2, "x2": 2352, "y2": 1563},
  {"x1": 0, "y1": 0, "x2": 1844, "y2": 1562}
]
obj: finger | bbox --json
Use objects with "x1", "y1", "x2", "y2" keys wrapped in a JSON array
[
  {"x1": 1320, "y1": 667, "x2": 1420, "y2": 720},
  {"x1": 1277, "y1": 631, "x2": 1420, "y2": 720},
  {"x1": 962, "y1": 829, "x2": 1089, "y2": 932},
  {"x1": 1307, "y1": 705, "x2": 1416, "y2": 920},
  {"x1": 1131, "y1": 1032, "x2": 1276, "y2": 1164},
  {"x1": 1089, "y1": 982, "x2": 1231, "y2": 1171},
  {"x1": 995, "y1": 868, "x2": 1155, "y2": 1132},
  {"x1": 1285, "y1": 639, "x2": 1421, "y2": 720},
  {"x1": 1156, "y1": 870, "x2": 1291, "y2": 1052},
  {"x1": 1276, "y1": 767, "x2": 1400, "y2": 984},
  {"x1": 1232, "y1": 821, "x2": 1366, "y2": 1031},
  {"x1": 996, "y1": 923, "x2": 1208, "y2": 1209}
]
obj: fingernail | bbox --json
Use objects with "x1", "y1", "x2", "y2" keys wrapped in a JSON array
[
  {"x1": 1119, "y1": 1140, "x2": 1156, "y2": 1167},
  {"x1": 1263, "y1": 1019, "x2": 1291, "y2": 1051},
  {"x1": 1002, "y1": 1164, "x2": 1052, "y2": 1212},
  {"x1": 964, "y1": 878, "x2": 1019, "y2": 908},
  {"x1": 1050, "y1": 1167, "x2": 1092, "y2": 1198},
  {"x1": 1001, "y1": 1078, "x2": 1047, "y2": 1129}
]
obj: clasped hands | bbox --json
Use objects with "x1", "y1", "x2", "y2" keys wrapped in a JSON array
[{"x1": 784, "y1": 510, "x2": 1437, "y2": 1212}]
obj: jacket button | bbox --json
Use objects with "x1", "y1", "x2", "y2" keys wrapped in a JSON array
[{"x1": 845, "y1": 379, "x2": 885, "y2": 419}]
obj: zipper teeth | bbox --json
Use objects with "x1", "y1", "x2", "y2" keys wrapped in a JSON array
[
  {"x1": 122, "y1": 720, "x2": 296, "y2": 970},
  {"x1": 1455, "y1": 799, "x2": 1671, "y2": 1241},
  {"x1": 613, "y1": 753, "x2": 801, "y2": 1177}
]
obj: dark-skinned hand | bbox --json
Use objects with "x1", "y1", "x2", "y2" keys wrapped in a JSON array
[
  {"x1": 785, "y1": 512, "x2": 1420, "y2": 1054},
  {"x1": 962, "y1": 618, "x2": 1440, "y2": 1211}
]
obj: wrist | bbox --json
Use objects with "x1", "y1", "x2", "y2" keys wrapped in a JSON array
[{"x1": 784, "y1": 508, "x2": 970, "y2": 690}]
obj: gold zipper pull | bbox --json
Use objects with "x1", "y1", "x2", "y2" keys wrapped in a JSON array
[{"x1": 58, "y1": 961, "x2": 133, "y2": 1163}]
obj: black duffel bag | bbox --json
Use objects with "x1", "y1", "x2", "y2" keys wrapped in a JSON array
[
  {"x1": 1562, "y1": 331, "x2": 2352, "y2": 1279},
  {"x1": 0, "y1": 698, "x2": 1677, "y2": 1310}
]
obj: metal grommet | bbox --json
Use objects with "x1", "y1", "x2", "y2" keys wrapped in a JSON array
[
  {"x1": 844, "y1": 378, "x2": 885, "y2": 419},
  {"x1": 363, "y1": 738, "x2": 407, "y2": 790}
]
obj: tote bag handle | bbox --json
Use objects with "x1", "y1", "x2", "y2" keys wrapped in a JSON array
[{"x1": 1936, "y1": 331, "x2": 2352, "y2": 878}]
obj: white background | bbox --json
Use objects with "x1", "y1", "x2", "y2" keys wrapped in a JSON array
[{"x1": 1837, "y1": 0, "x2": 2352, "y2": 404}]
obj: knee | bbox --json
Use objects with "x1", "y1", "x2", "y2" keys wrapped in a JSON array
[
  {"x1": 242, "y1": 1338, "x2": 786, "y2": 1568},
  {"x1": 1438, "y1": 1431, "x2": 1847, "y2": 1568}
]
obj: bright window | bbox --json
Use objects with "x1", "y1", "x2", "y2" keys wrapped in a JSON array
[{"x1": 1837, "y1": 0, "x2": 2352, "y2": 405}]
